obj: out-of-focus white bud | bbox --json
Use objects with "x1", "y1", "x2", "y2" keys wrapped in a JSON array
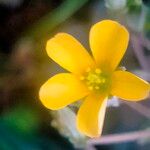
[
  {"x1": 105, "y1": 0, "x2": 127, "y2": 11},
  {"x1": 51, "y1": 107, "x2": 87, "y2": 148},
  {"x1": 107, "y1": 96, "x2": 120, "y2": 107}
]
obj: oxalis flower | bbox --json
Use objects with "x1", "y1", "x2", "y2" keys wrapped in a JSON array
[{"x1": 39, "y1": 20, "x2": 150, "y2": 138}]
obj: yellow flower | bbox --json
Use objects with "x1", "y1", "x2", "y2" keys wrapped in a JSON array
[{"x1": 39, "y1": 20, "x2": 150, "y2": 138}]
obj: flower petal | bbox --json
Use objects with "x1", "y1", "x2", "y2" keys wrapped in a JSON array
[
  {"x1": 39, "y1": 73, "x2": 89, "y2": 110},
  {"x1": 46, "y1": 33, "x2": 95, "y2": 74},
  {"x1": 90, "y1": 20, "x2": 129, "y2": 72},
  {"x1": 111, "y1": 71, "x2": 150, "y2": 101},
  {"x1": 77, "y1": 94, "x2": 108, "y2": 137}
]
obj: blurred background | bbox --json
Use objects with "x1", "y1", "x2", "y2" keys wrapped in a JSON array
[{"x1": 0, "y1": 0, "x2": 150, "y2": 149}]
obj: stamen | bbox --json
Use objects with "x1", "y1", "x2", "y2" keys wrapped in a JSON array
[
  {"x1": 95, "y1": 68, "x2": 101, "y2": 74},
  {"x1": 86, "y1": 67, "x2": 91, "y2": 72},
  {"x1": 97, "y1": 79, "x2": 101, "y2": 83},
  {"x1": 80, "y1": 76, "x2": 85, "y2": 80},
  {"x1": 84, "y1": 68, "x2": 110, "y2": 92},
  {"x1": 95, "y1": 86, "x2": 99, "y2": 90},
  {"x1": 101, "y1": 78, "x2": 106, "y2": 83},
  {"x1": 88, "y1": 86, "x2": 93, "y2": 91}
]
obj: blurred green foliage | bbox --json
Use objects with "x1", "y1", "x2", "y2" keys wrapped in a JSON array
[{"x1": 0, "y1": 105, "x2": 74, "y2": 150}]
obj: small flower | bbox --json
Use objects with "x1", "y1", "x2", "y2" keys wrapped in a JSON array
[{"x1": 39, "y1": 20, "x2": 150, "y2": 138}]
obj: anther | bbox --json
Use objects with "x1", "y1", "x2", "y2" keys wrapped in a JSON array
[
  {"x1": 101, "y1": 78, "x2": 106, "y2": 83},
  {"x1": 95, "y1": 86, "x2": 100, "y2": 90},
  {"x1": 95, "y1": 68, "x2": 101, "y2": 74},
  {"x1": 80, "y1": 76, "x2": 85, "y2": 80},
  {"x1": 97, "y1": 79, "x2": 101, "y2": 83},
  {"x1": 88, "y1": 86, "x2": 93, "y2": 90},
  {"x1": 86, "y1": 67, "x2": 91, "y2": 72}
]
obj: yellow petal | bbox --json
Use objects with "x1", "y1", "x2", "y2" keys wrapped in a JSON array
[
  {"x1": 90, "y1": 20, "x2": 129, "y2": 72},
  {"x1": 77, "y1": 94, "x2": 108, "y2": 137},
  {"x1": 111, "y1": 71, "x2": 150, "y2": 101},
  {"x1": 46, "y1": 33, "x2": 95, "y2": 74},
  {"x1": 39, "y1": 73, "x2": 89, "y2": 110}
]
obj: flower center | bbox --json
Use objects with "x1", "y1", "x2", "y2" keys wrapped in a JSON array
[{"x1": 80, "y1": 68, "x2": 111, "y2": 93}]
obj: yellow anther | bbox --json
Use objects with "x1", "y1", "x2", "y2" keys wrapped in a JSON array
[
  {"x1": 95, "y1": 68, "x2": 101, "y2": 74},
  {"x1": 88, "y1": 86, "x2": 93, "y2": 90},
  {"x1": 85, "y1": 68, "x2": 109, "y2": 92},
  {"x1": 95, "y1": 86, "x2": 99, "y2": 90},
  {"x1": 80, "y1": 76, "x2": 85, "y2": 80},
  {"x1": 97, "y1": 79, "x2": 101, "y2": 83},
  {"x1": 86, "y1": 67, "x2": 91, "y2": 72},
  {"x1": 101, "y1": 78, "x2": 106, "y2": 83}
]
